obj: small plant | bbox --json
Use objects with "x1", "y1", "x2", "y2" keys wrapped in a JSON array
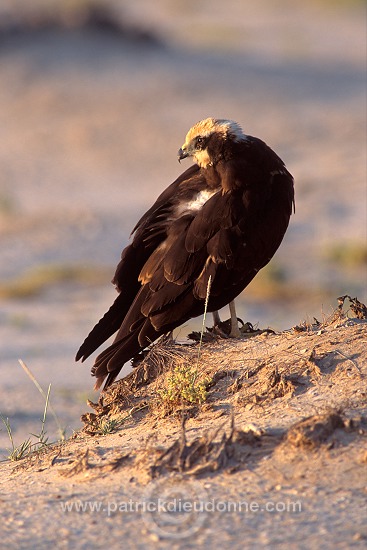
[
  {"x1": 1, "y1": 416, "x2": 32, "y2": 461},
  {"x1": 158, "y1": 363, "x2": 209, "y2": 408},
  {"x1": 158, "y1": 276, "x2": 212, "y2": 411},
  {"x1": 95, "y1": 416, "x2": 127, "y2": 435},
  {"x1": 18, "y1": 359, "x2": 66, "y2": 441},
  {"x1": 90, "y1": 404, "x2": 149, "y2": 436},
  {"x1": 0, "y1": 360, "x2": 66, "y2": 462},
  {"x1": 1, "y1": 384, "x2": 51, "y2": 462}
]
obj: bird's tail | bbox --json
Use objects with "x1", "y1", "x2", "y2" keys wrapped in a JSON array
[
  {"x1": 91, "y1": 320, "x2": 146, "y2": 390},
  {"x1": 75, "y1": 292, "x2": 132, "y2": 363}
]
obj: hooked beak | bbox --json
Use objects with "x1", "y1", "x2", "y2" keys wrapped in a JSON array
[{"x1": 178, "y1": 147, "x2": 189, "y2": 163}]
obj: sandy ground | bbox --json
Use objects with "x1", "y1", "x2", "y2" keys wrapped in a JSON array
[
  {"x1": 0, "y1": 1, "x2": 366, "y2": 547},
  {"x1": 1, "y1": 313, "x2": 366, "y2": 548}
]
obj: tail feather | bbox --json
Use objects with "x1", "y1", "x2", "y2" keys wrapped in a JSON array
[
  {"x1": 91, "y1": 325, "x2": 146, "y2": 390},
  {"x1": 75, "y1": 292, "x2": 131, "y2": 362},
  {"x1": 92, "y1": 316, "x2": 160, "y2": 390}
]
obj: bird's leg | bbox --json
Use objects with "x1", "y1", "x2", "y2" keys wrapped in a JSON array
[
  {"x1": 229, "y1": 300, "x2": 242, "y2": 338},
  {"x1": 212, "y1": 310, "x2": 221, "y2": 326}
]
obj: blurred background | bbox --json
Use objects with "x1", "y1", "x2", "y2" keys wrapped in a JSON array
[{"x1": 0, "y1": 0, "x2": 366, "y2": 453}]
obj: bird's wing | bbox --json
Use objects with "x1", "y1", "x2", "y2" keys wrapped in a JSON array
[
  {"x1": 89, "y1": 189, "x2": 243, "y2": 380},
  {"x1": 131, "y1": 189, "x2": 247, "y2": 330},
  {"x1": 75, "y1": 164, "x2": 201, "y2": 362},
  {"x1": 139, "y1": 157, "x2": 294, "y2": 333}
]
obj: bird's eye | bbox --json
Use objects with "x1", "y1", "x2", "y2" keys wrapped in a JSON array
[{"x1": 196, "y1": 137, "x2": 204, "y2": 148}]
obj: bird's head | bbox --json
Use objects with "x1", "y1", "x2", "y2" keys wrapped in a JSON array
[{"x1": 178, "y1": 117, "x2": 245, "y2": 168}]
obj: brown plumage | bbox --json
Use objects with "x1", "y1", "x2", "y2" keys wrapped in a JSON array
[{"x1": 76, "y1": 118, "x2": 295, "y2": 390}]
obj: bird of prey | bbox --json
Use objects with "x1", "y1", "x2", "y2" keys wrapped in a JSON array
[{"x1": 76, "y1": 118, "x2": 294, "y2": 390}]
